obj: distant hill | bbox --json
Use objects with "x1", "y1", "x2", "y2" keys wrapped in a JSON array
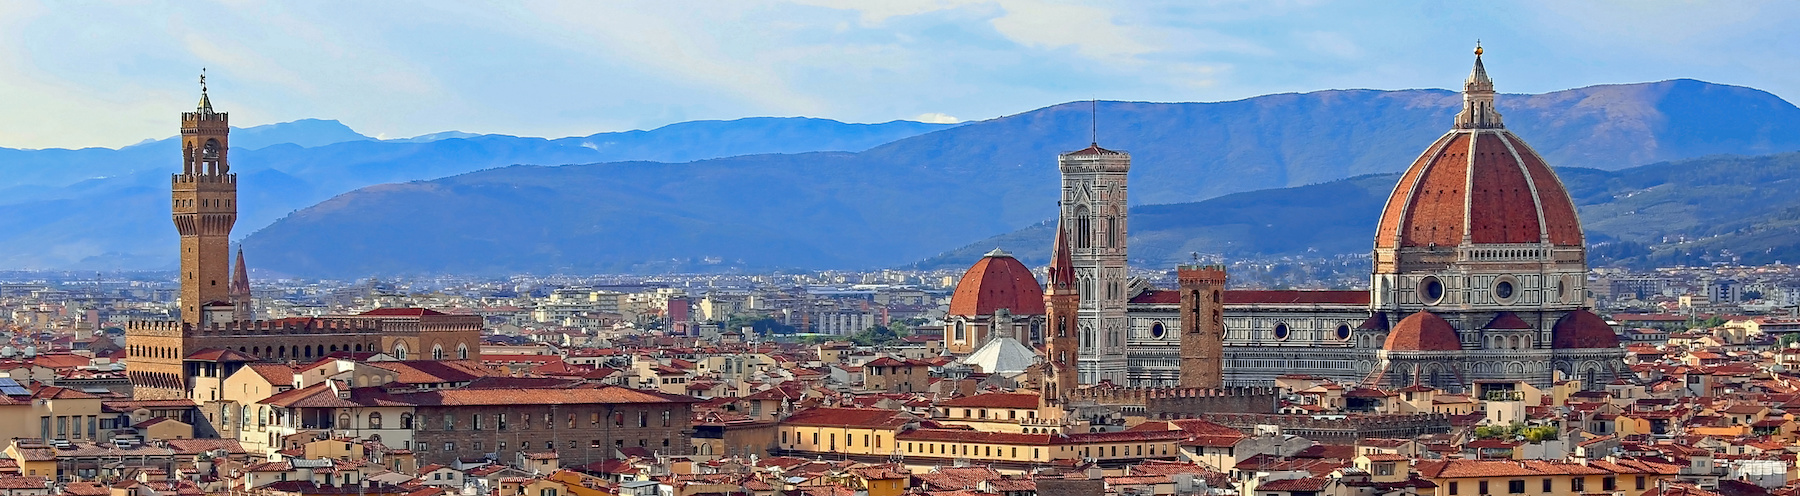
[
  {"x1": 235, "y1": 80, "x2": 1800, "y2": 277},
  {"x1": 0, "y1": 117, "x2": 957, "y2": 269},
  {"x1": 920, "y1": 151, "x2": 1800, "y2": 271}
]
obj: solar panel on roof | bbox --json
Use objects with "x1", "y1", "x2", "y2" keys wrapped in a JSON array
[{"x1": 0, "y1": 378, "x2": 29, "y2": 396}]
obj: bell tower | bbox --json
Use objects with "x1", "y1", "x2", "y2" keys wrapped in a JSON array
[
  {"x1": 174, "y1": 70, "x2": 237, "y2": 324},
  {"x1": 1178, "y1": 264, "x2": 1227, "y2": 388},
  {"x1": 1042, "y1": 221, "x2": 1080, "y2": 405}
]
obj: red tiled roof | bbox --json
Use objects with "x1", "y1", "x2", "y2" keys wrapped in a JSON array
[
  {"x1": 1385, "y1": 311, "x2": 1462, "y2": 351},
  {"x1": 395, "y1": 385, "x2": 698, "y2": 406},
  {"x1": 184, "y1": 348, "x2": 260, "y2": 362},
  {"x1": 1485, "y1": 312, "x2": 1533, "y2": 330},
  {"x1": 1375, "y1": 128, "x2": 1581, "y2": 249},
  {"x1": 948, "y1": 252, "x2": 1046, "y2": 316},
  {"x1": 1225, "y1": 290, "x2": 1369, "y2": 305},
  {"x1": 782, "y1": 407, "x2": 910, "y2": 429},
  {"x1": 1554, "y1": 311, "x2": 1621, "y2": 349},
  {"x1": 359, "y1": 308, "x2": 446, "y2": 316}
]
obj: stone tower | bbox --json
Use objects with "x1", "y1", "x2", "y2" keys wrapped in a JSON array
[
  {"x1": 174, "y1": 71, "x2": 237, "y2": 325},
  {"x1": 1057, "y1": 142, "x2": 1130, "y2": 384},
  {"x1": 1177, "y1": 264, "x2": 1226, "y2": 388},
  {"x1": 1041, "y1": 222, "x2": 1081, "y2": 404}
]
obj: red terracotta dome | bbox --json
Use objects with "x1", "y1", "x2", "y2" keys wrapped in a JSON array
[
  {"x1": 1384, "y1": 311, "x2": 1463, "y2": 351},
  {"x1": 948, "y1": 249, "x2": 1046, "y2": 317},
  {"x1": 1374, "y1": 50, "x2": 1582, "y2": 250},
  {"x1": 1551, "y1": 310, "x2": 1620, "y2": 349}
]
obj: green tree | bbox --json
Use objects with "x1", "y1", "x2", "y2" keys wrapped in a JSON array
[
  {"x1": 851, "y1": 325, "x2": 902, "y2": 347},
  {"x1": 1779, "y1": 333, "x2": 1800, "y2": 348}
]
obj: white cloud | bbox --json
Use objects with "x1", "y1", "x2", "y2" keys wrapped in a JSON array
[{"x1": 912, "y1": 112, "x2": 961, "y2": 123}]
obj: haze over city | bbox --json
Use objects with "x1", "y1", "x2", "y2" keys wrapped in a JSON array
[{"x1": 3, "y1": 4, "x2": 1800, "y2": 496}]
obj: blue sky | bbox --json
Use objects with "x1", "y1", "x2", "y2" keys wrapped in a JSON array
[{"x1": 2, "y1": 1, "x2": 1795, "y2": 149}]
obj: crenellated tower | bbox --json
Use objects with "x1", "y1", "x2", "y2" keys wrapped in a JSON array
[
  {"x1": 173, "y1": 70, "x2": 237, "y2": 325},
  {"x1": 1042, "y1": 221, "x2": 1081, "y2": 404},
  {"x1": 1177, "y1": 264, "x2": 1227, "y2": 388}
]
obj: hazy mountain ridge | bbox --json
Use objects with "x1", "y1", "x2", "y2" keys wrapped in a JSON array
[
  {"x1": 235, "y1": 80, "x2": 1800, "y2": 277},
  {"x1": 0, "y1": 117, "x2": 958, "y2": 269},
  {"x1": 922, "y1": 151, "x2": 1800, "y2": 270}
]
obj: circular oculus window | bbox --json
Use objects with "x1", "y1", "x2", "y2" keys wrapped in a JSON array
[
  {"x1": 1273, "y1": 323, "x2": 1291, "y2": 341},
  {"x1": 1419, "y1": 276, "x2": 1446, "y2": 305},
  {"x1": 1150, "y1": 322, "x2": 1167, "y2": 339},
  {"x1": 1336, "y1": 324, "x2": 1353, "y2": 341}
]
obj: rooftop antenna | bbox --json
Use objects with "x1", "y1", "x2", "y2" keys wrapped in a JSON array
[{"x1": 1090, "y1": 98, "x2": 1098, "y2": 145}]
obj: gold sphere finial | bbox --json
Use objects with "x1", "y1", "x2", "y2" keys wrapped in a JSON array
[{"x1": 1474, "y1": 41, "x2": 1483, "y2": 56}]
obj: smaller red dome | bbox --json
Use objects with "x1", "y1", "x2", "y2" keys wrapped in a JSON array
[
  {"x1": 1552, "y1": 311, "x2": 1619, "y2": 349},
  {"x1": 1384, "y1": 311, "x2": 1463, "y2": 351},
  {"x1": 948, "y1": 250, "x2": 1047, "y2": 317}
]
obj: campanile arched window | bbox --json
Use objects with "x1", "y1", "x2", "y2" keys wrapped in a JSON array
[{"x1": 1074, "y1": 205, "x2": 1092, "y2": 249}]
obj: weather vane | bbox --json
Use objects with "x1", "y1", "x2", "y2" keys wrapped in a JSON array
[{"x1": 200, "y1": 68, "x2": 208, "y2": 93}]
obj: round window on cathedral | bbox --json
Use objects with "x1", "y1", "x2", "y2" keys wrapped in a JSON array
[
  {"x1": 1150, "y1": 322, "x2": 1166, "y2": 339},
  {"x1": 1493, "y1": 276, "x2": 1519, "y2": 304},
  {"x1": 1419, "y1": 276, "x2": 1445, "y2": 305},
  {"x1": 1336, "y1": 324, "x2": 1352, "y2": 341},
  {"x1": 1273, "y1": 323, "x2": 1291, "y2": 341}
]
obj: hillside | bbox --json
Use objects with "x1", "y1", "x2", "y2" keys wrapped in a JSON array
[
  {"x1": 920, "y1": 152, "x2": 1800, "y2": 271},
  {"x1": 239, "y1": 80, "x2": 1800, "y2": 277},
  {"x1": 0, "y1": 117, "x2": 956, "y2": 269}
]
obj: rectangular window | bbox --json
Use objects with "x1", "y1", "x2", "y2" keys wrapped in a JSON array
[
  {"x1": 1507, "y1": 480, "x2": 1524, "y2": 494},
  {"x1": 472, "y1": 414, "x2": 483, "y2": 431},
  {"x1": 1542, "y1": 479, "x2": 1551, "y2": 493},
  {"x1": 56, "y1": 416, "x2": 67, "y2": 438},
  {"x1": 1603, "y1": 477, "x2": 1616, "y2": 491},
  {"x1": 1449, "y1": 482, "x2": 1458, "y2": 495},
  {"x1": 473, "y1": 442, "x2": 482, "y2": 451},
  {"x1": 1636, "y1": 476, "x2": 1646, "y2": 490},
  {"x1": 444, "y1": 442, "x2": 454, "y2": 451},
  {"x1": 1572, "y1": 478, "x2": 1585, "y2": 492},
  {"x1": 1479, "y1": 481, "x2": 1488, "y2": 495},
  {"x1": 444, "y1": 414, "x2": 454, "y2": 431},
  {"x1": 498, "y1": 414, "x2": 507, "y2": 431}
]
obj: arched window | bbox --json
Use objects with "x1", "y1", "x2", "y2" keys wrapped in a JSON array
[
  {"x1": 432, "y1": 345, "x2": 445, "y2": 361},
  {"x1": 457, "y1": 344, "x2": 469, "y2": 360},
  {"x1": 400, "y1": 413, "x2": 413, "y2": 430},
  {"x1": 338, "y1": 412, "x2": 351, "y2": 429},
  {"x1": 369, "y1": 412, "x2": 383, "y2": 429},
  {"x1": 1104, "y1": 207, "x2": 1119, "y2": 247},
  {"x1": 1074, "y1": 205, "x2": 1092, "y2": 249},
  {"x1": 394, "y1": 344, "x2": 407, "y2": 361}
]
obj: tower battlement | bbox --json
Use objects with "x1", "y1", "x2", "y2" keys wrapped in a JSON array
[
  {"x1": 171, "y1": 173, "x2": 237, "y2": 185},
  {"x1": 1067, "y1": 385, "x2": 1278, "y2": 415},
  {"x1": 127, "y1": 318, "x2": 385, "y2": 337},
  {"x1": 1177, "y1": 264, "x2": 1227, "y2": 285},
  {"x1": 181, "y1": 111, "x2": 229, "y2": 125}
]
